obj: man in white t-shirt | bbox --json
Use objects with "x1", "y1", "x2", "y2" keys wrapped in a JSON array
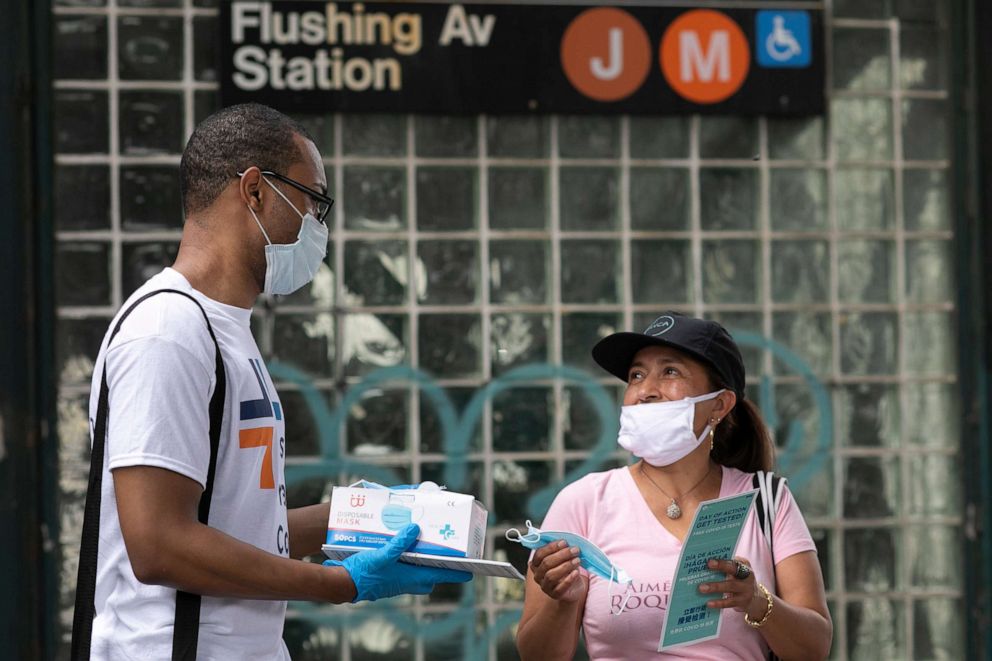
[{"x1": 71, "y1": 103, "x2": 470, "y2": 661}]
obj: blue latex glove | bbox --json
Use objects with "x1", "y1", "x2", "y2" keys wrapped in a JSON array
[{"x1": 324, "y1": 523, "x2": 472, "y2": 602}]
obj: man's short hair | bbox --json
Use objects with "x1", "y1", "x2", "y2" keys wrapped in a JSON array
[{"x1": 179, "y1": 103, "x2": 317, "y2": 216}]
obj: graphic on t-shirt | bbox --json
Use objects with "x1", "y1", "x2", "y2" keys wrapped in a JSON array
[
  {"x1": 610, "y1": 580, "x2": 670, "y2": 614},
  {"x1": 239, "y1": 358, "x2": 281, "y2": 490},
  {"x1": 241, "y1": 359, "x2": 278, "y2": 420}
]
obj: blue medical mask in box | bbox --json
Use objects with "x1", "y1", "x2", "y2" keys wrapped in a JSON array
[
  {"x1": 381, "y1": 502, "x2": 413, "y2": 530},
  {"x1": 381, "y1": 493, "x2": 427, "y2": 531},
  {"x1": 506, "y1": 520, "x2": 635, "y2": 615}
]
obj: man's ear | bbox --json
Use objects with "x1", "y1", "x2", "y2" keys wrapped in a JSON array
[{"x1": 238, "y1": 167, "x2": 264, "y2": 211}]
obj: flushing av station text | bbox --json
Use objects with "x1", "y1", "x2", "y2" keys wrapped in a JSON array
[{"x1": 230, "y1": 2, "x2": 497, "y2": 92}]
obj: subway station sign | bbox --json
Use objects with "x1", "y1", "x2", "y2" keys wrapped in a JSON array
[{"x1": 219, "y1": 2, "x2": 825, "y2": 115}]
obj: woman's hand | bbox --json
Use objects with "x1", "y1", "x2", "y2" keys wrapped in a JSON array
[
  {"x1": 529, "y1": 540, "x2": 589, "y2": 603},
  {"x1": 699, "y1": 557, "x2": 768, "y2": 621}
]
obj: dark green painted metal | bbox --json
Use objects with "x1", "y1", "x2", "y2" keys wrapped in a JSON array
[
  {"x1": 957, "y1": 0, "x2": 991, "y2": 658},
  {"x1": 33, "y1": 0, "x2": 59, "y2": 657},
  {"x1": 0, "y1": 0, "x2": 55, "y2": 659}
]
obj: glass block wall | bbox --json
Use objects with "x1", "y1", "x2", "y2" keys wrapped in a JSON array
[{"x1": 51, "y1": 0, "x2": 959, "y2": 659}]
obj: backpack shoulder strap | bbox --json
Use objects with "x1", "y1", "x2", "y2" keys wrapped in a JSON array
[
  {"x1": 752, "y1": 470, "x2": 786, "y2": 661},
  {"x1": 752, "y1": 470, "x2": 786, "y2": 553},
  {"x1": 71, "y1": 289, "x2": 227, "y2": 661}
]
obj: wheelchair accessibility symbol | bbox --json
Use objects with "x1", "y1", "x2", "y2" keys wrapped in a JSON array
[{"x1": 756, "y1": 11, "x2": 811, "y2": 68}]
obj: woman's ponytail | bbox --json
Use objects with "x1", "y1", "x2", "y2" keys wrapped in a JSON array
[{"x1": 711, "y1": 398, "x2": 774, "y2": 473}]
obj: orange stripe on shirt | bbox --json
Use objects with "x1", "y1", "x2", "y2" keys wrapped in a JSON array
[{"x1": 239, "y1": 426, "x2": 275, "y2": 489}]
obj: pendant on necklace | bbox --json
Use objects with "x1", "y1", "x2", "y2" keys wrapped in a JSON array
[{"x1": 666, "y1": 500, "x2": 682, "y2": 519}]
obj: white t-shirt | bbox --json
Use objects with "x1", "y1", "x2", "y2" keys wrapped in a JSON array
[{"x1": 87, "y1": 268, "x2": 291, "y2": 661}]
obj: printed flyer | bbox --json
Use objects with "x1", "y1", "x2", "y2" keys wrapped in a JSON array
[{"x1": 658, "y1": 489, "x2": 758, "y2": 651}]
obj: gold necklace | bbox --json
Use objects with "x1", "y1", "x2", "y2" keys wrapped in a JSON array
[{"x1": 639, "y1": 462, "x2": 714, "y2": 520}]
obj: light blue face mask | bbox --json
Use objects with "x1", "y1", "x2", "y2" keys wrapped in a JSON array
[
  {"x1": 243, "y1": 174, "x2": 328, "y2": 297},
  {"x1": 348, "y1": 480, "x2": 440, "y2": 531},
  {"x1": 381, "y1": 503, "x2": 413, "y2": 531},
  {"x1": 350, "y1": 479, "x2": 441, "y2": 492},
  {"x1": 505, "y1": 520, "x2": 634, "y2": 615}
]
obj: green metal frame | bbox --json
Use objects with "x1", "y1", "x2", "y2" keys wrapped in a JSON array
[
  {"x1": 0, "y1": 0, "x2": 56, "y2": 659},
  {"x1": 958, "y1": 0, "x2": 992, "y2": 659}
]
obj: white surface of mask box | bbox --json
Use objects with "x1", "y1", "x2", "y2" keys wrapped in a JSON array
[{"x1": 326, "y1": 484, "x2": 487, "y2": 559}]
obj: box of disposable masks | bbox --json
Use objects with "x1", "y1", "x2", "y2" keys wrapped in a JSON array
[{"x1": 326, "y1": 481, "x2": 488, "y2": 559}]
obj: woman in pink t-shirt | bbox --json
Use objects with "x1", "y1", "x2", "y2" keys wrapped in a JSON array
[{"x1": 515, "y1": 313, "x2": 832, "y2": 660}]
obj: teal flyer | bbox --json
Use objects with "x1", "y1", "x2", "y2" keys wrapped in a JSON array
[{"x1": 658, "y1": 490, "x2": 758, "y2": 651}]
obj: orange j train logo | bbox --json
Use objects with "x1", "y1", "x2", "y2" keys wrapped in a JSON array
[{"x1": 560, "y1": 7, "x2": 651, "y2": 102}]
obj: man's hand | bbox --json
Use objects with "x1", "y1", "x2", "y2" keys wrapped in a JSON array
[{"x1": 325, "y1": 524, "x2": 472, "y2": 602}]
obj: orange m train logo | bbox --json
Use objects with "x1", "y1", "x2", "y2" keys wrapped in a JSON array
[
  {"x1": 239, "y1": 358, "x2": 282, "y2": 490},
  {"x1": 660, "y1": 10, "x2": 750, "y2": 104}
]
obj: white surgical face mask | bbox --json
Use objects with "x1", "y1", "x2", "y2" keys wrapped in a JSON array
[
  {"x1": 248, "y1": 177, "x2": 329, "y2": 296},
  {"x1": 617, "y1": 390, "x2": 725, "y2": 467}
]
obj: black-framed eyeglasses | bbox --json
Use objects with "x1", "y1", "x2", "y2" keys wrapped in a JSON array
[{"x1": 239, "y1": 170, "x2": 335, "y2": 224}]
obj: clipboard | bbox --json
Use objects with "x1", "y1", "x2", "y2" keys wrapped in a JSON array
[{"x1": 322, "y1": 544, "x2": 526, "y2": 580}]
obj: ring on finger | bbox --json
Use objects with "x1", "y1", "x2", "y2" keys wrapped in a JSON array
[{"x1": 733, "y1": 560, "x2": 752, "y2": 581}]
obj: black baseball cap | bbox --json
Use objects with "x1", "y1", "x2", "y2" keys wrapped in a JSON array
[{"x1": 591, "y1": 312, "x2": 746, "y2": 398}]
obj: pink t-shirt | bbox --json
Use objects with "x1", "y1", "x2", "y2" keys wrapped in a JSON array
[{"x1": 539, "y1": 465, "x2": 816, "y2": 660}]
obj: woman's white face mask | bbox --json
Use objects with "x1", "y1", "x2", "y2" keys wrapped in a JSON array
[{"x1": 617, "y1": 390, "x2": 724, "y2": 466}]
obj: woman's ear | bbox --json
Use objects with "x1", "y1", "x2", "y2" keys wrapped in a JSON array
[{"x1": 711, "y1": 390, "x2": 737, "y2": 423}]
